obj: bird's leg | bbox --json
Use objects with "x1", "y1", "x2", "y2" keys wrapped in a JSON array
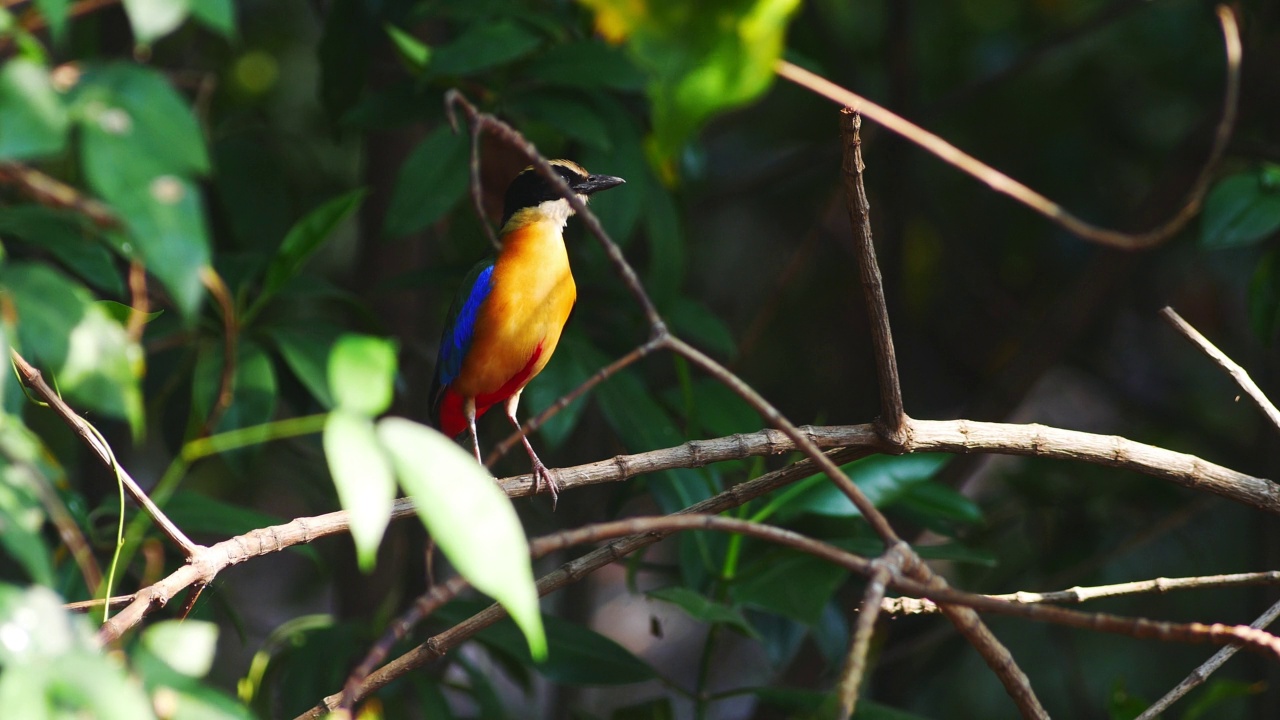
[
  {"x1": 504, "y1": 390, "x2": 559, "y2": 508},
  {"x1": 464, "y1": 397, "x2": 482, "y2": 465}
]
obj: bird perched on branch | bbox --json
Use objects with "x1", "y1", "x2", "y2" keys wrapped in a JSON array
[{"x1": 430, "y1": 160, "x2": 625, "y2": 505}]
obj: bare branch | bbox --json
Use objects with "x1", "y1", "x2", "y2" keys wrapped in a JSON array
[
  {"x1": 883, "y1": 571, "x2": 1280, "y2": 615},
  {"x1": 838, "y1": 562, "x2": 893, "y2": 718},
  {"x1": 839, "y1": 109, "x2": 906, "y2": 440},
  {"x1": 11, "y1": 350, "x2": 200, "y2": 558},
  {"x1": 1138, "y1": 597, "x2": 1280, "y2": 719},
  {"x1": 1161, "y1": 306, "x2": 1280, "y2": 435},
  {"x1": 0, "y1": 162, "x2": 117, "y2": 228},
  {"x1": 774, "y1": 5, "x2": 1242, "y2": 251}
]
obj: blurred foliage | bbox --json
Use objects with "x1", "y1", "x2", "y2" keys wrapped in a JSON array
[{"x1": 0, "y1": 0, "x2": 1278, "y2": 717}]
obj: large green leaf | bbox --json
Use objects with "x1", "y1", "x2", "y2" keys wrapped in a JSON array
[
  {"x1": 524, "y1": 39, "x2": 645, "y2": 91},
  {"x1": 0, "y1": 59, "x2": 68, "y2": 160},
  {"x1": 324, "y1": 410, "x2": 395, "y2": 571},
  {"x1": 1201, "y1": 165, "x2": 1280, "y2": 249},
  {"x1": 779, "y1": 454, "x2": 951, "y2": 520},
  {"x1": 384, "y1": 125, "x2": 470, "y2": 238},
  {"x1": 269, "y1": 324, "x2": 345, "y2": 409},
  {"x1": 75, "y1": 63, "x2": 211, "y2": 318},
  {"x1": 576, "y1": 0, "x2": 802, "y2": 178},
  {"x1": 377, "y1": 418, "x2": 546, "y2": 660},
  {"x1": 0, "y1": 427, "x2": 55, "y2": 586}
]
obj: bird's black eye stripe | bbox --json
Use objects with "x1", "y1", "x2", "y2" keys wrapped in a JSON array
[{"x1": 501, "y1": 165, "x2": 588, "y2": 225}]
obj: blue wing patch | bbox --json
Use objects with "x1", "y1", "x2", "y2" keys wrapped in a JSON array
[{"x1": 436, "y1": 262, "x2": 494, "y2": 389}]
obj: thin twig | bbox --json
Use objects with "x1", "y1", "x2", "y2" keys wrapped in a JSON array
[
  {"x1": 0, "y1": 162, "x2": 117, "y2": 228},
  {"x1": 837, "y1": 561, "x2": 893, "y2": 717},
  {"x1": 200, "y1": 267, "x2": 239, "y2": 435},
  {"x1": 884, "y1": 571, "x2": 1280, "y2": 615},
  {"x1": 1137, "y1": 597, "x2": 1280, "y2": 719},
  {"x1": 1161, "y1": 306, "x2": 1280, "y2": 435},
  {"x1": 839, "y1": 109, "x2": 906, "y2": 440},
  {"x1": 11, "y1": 350, "x2": 200, "y2": 557},
  {"x1": 774, "y1": 5, "x2": 1242, "y2": 251}
]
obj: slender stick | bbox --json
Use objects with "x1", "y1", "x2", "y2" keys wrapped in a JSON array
[
  {"x1": 1161, "y1": 306, "x2": 1280, "y2": 434},
  {"x1": 11, "y1": 350, "x2": 200, "y2": 557},
  {"x1": 837, "y1": 563, "x2": 892, "y2": 718},
  {"x1": 774, "y1": 5, "x2": 1242, "y2": 251},
  {"x1": 839, "y1": 109, "x2": 906, "y2": 440},
  {"x1": 883, "y1": 571, "x2": 1280, "y2": 615},
  {"x1": 1137, "y1": 597, "x2": 1280, "y2": 719}
]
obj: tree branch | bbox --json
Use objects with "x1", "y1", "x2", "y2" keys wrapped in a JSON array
[{"x1": 774, "y1": 5, "x2": 1242, "y2": 250}]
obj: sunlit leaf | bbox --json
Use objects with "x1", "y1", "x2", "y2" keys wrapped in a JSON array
[
  {"x1": 328, "y1": 334, "x2": 396, "y2": 416},
  {"x1": 386, "y1": 24, "x2": 429, "y2": 70},
  {"x1": 377, "y1": 418, "x2": 546, "y2": 660},
  {"x1": 270, "y1": 325, "x2": 344, "y2": 409},
  {"x1": 576, "y1": 0, "x2": 802, "y2": 179},
  {"x1": 122, "y1": 0, "x2": 191, "y2": 44},
  {"x1": 142, "y1": 621, "x2": 219, "y2": 678},
  {"x1": 324, "y1": 410, "x2": 395, "y2": 571}
]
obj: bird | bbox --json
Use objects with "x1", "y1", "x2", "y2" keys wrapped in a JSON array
[{"x1": 429, "y1": 160, "x2": 625, "y2": 505}]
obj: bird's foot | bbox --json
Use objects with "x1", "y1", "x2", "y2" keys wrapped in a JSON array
[{"x1": 531, "y1": 458, "x2": 560, "y2": 510}]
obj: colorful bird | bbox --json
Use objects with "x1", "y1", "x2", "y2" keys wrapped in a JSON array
[{"x1": 430, "y1": 160, "x2": 625, "y2": 504}]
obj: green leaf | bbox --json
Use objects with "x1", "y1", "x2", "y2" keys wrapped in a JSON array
[
  {"x1": 0, "y1": 263, "x2": 142, "y2": 431},
  {"x1": 97, "y1": 300, "x2": 162, "y2": 325},
  {"x1": 324, "y1": 410, "x2": 395, "y2": 571},
  {"x1": 121, "y1": 0, "x2": 191, "y2": 44},
  {"x1": 386, "y1": 24, "x2": 430, "y2": 70},
  {"x1": 1182, "y1": 679, "x2": 1261, "y2": 720},
  {"x1": 189, "y1": 0, "x2": 235, "y2": 38},
  {"x1": 270, "y1": 325, "x2": 344, "y2": 409},
  {"x1": 576, "y1": 0, "x2": 802, "y2": 179},
  {"x1": 647, "y1": 586, "x2": 757, "y2": 637},
  {"x1": 428, "y1": 21, "x2": 542, "y2": 76},
  {"x1": 1249, "y1": 249, "x2": 1280, "y2": 343},
  {"x1": 259, "y1": 189, "x2": 366, "y2": 307},
  {"x1": 666, "y1": 298, "x2": 735, "y2": 360},
  {"x1": 34, "y1": 0, "x2": 70, "y2": 45},
  {"x1": 1201, "y1": 166, "x2": 1280, "y2": 249},
  {"x1": 897, "y1": 481, "x2": 983, "y2": 526},
  {"x1": 377, "y1": 418, "x2": 546, "y2": 660},
  {"x1": 0, "y1": 433, "x2": 55, "y2": 586},
  {"x1": 0, "y1": 59, "x2": 69, "y2": 160},
  {"x1": 781, "y1": 454, "x2": 951, "y2": 519},
  {"x1": 439, "y1": 601, "x2": 655, "y2": 685},
  {"x1": 141, "y1": 621, "x2": 218, "y2": 678},
  {"x1": 730, "y1": 550, "x2": 847, "y2": 624},
  {"x1": 75, "y1": 64, "x2": 211, "y2": 318},
  {"x1": 524, "y1": 39, "x2": 645, "y2": 91},
  {"x1": 384, "y1": 125, "x2": 469, "y2": 238},
  {"x1": 0, "y1": 205, "x2": 123, "y2": 295},
  {"x1": 643, "y1": 187, "x2": 684, "y2": 305},
  {"x1": 328, "y1": 334, "x2": 396, "y2": 416}
]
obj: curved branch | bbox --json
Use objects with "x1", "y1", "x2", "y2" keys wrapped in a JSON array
[{"x1": 775, "y1": 5, "x2": 1242, "y2": 250}]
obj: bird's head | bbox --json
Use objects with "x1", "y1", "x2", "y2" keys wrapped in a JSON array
[{"x1": 500, "y1": 159, "x2": 625, "y2": 231}]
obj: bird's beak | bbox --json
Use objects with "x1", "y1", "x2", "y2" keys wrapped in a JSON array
[{"x1": 573, "y1": 174, "x2": 626, "y2": 195}]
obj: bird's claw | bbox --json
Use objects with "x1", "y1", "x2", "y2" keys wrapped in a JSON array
[{"x1": 531, "y1": 460, "x2": 560, "y2": 510}]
